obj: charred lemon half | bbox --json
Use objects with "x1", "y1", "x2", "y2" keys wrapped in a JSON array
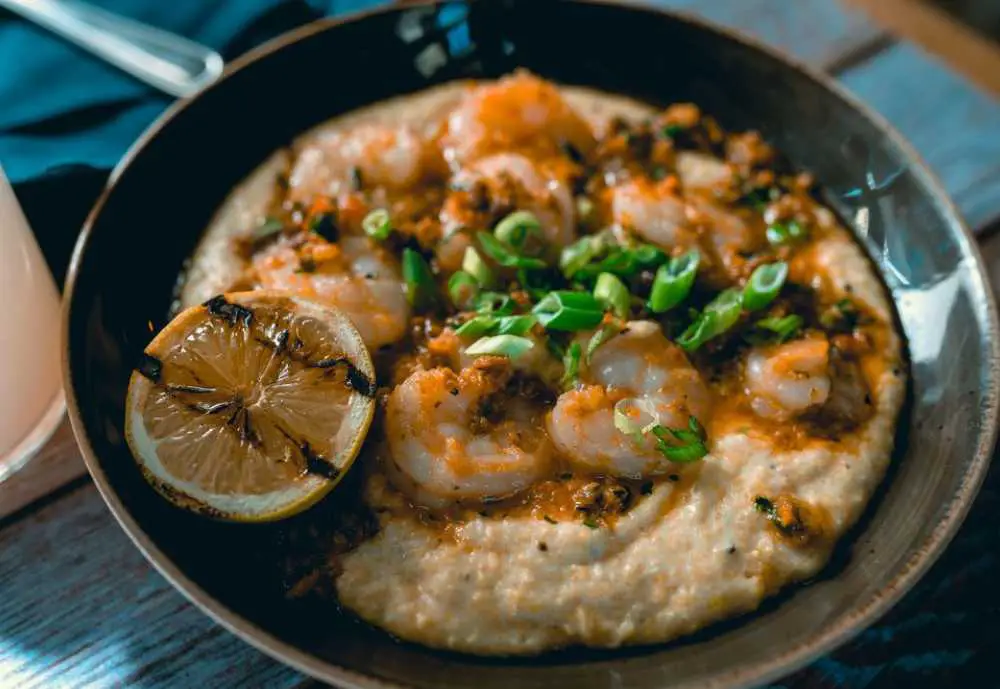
[{"x1": 124, "y1": 291, "x2": 376, "y2": 522}]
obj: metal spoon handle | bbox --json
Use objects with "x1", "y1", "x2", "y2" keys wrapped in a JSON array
[{"x1": 0, "y1": 0, "x2": 223, "y2": 98}]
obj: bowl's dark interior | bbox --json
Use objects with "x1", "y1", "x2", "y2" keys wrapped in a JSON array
[{"x1": 65, "y1": 1, "x2": 996, "y2": 688}]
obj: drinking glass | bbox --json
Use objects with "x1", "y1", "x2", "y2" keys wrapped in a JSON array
[{"x1": 0, "y1": 165, "x2": 65, "y2": 482}]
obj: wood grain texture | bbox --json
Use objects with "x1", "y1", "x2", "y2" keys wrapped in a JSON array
[
  {"x1": 0, "y1": 421, "x2": 87, "y2": 520},
  {"x1": 659, "y1": 0, "x2": 884, "y2": 69},
  {"x1": 839, "y1": 41, "x2": 1000, "y2": 230},
  {"x1": 845, "y1": 0, "x2": 1000, "y2": 97},
  {"x1": 0, "y1": 485, "x2": 308, "y2": 688}
]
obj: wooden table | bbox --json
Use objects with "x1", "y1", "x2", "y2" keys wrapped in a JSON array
[{"x1": 3, "y1": 1, "x2": 1000, "y2": 686}]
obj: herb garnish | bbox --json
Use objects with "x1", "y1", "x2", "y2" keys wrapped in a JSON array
[
  {"x1": 650, "y1": 416, "x2": 709, "y2": 463},
  {"x1": 745, "y1": 314, "x2": 803, "y2": 344},
  {"x1": 752, "y1": 495, "x2": 804, "y2": 535},
  {"x1": 561, "y1": 341, "x2": 582, "y2": 389}
]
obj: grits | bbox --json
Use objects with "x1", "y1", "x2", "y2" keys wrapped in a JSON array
[
  {"x1": 178, "y1": 74, "x2": 906, "y2": 655},
  {"x1": 336, "y1": 233, "x2": 903, "y2": 653}
]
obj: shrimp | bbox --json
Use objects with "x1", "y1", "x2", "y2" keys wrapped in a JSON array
[
  {"x1": 252, "y1": 236, "x2": 410, "y2": 350},
  {"x1": 745, "y1": 337, "x2": 832, "y2": 421},
  {"x1": 690, "y1": 200, "x2": 761, "y2": 278},
  {"x1": 385, "y1": 357, "x2": 551, "y2": 508},
  {"x1": 675, "y1": 151, "x2": 733, "y2": 191},
  {"x1": 442, "y1": 70, "x2": 596, "y2": 168},
  {"x1": 287, "y1": 123, "x2": 444, "y2": 203},
  {"x1": 423, "y1": 328, "x2": 564, "y2": 392},
  {"x1": 442, "y1": 153, "x2": 577, "y2": 247},
  {"x1": 610, "y1": 178, "x2": 698, "y2": 250},
  {"x1": 611, "y1": 178, "x2": 760, "y2": 281},
  {"x1": 548, "y1": 321, "x2": 711, "y2": 477}
]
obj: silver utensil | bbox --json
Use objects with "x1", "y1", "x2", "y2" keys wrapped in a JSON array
[{"x1": 0, "y1": 0, "x2": 223, "y2": 97}]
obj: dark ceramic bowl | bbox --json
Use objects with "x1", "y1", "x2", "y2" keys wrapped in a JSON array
[{"x1": 63, "y1": 1, "x2": 999, "y2": 687}]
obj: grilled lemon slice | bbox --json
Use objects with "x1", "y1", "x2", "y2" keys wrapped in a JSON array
[{"x1": 124, "y1": 291, "x2": 376, "y2": 522}]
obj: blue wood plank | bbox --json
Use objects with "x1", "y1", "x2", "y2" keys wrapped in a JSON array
[
  {"x1": 0, "y1": 485, "x2": 307, "y2": 689},
  {"x1": 654, "y1": 1, "x2": 1000, "y2": 231},
  {"x1": 839, "y1": 42, "x2": 1000, "y2": 230},
  {"x1": 658, "y1": 0, "x2": 882, "y2": 68}
]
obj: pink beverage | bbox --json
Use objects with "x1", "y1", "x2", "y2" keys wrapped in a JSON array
[{"x1": 0, "y1": 165, "x2": 64, "y2": 481}]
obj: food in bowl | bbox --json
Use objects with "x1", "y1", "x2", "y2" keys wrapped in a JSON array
[{"x1": 126, "y1": 71, "x2": 906, "y2": 655}]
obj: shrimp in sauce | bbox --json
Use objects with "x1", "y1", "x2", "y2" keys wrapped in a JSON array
[
  {"x1": 385, "y1": 357, "x2": 551, "y2": 508},
  {"x1": 287, "y1": 123, "x2": 445, "y2": 204},
  {"x1": 218, "y1": 71, "x2": 894, "y2": 519},
  {"x1": 252, "y1": 236, "x2": 410, "y2": 351},
  {"x1": 442, "y1": 70, "x2": 596, "y2": 168},
  {"x1": 198, "y1": 73, "x2": 906, "y2": 655},
  {"x1": 548, "y1": 322, "x2": 710, "y2": 477},
  {"x1": 745, "y1": 337, "x2": 832, "y2": 422}
]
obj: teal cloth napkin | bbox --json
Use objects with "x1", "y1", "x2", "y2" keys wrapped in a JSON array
[{"x1": 0, "y1": 0, "x2": 386, "y2": 182}]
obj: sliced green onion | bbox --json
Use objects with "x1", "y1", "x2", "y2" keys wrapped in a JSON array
[
  {"x1": 532, "y1": 291, "x2": 604, "y2": 331},
  {"x1": 475, "y1": 291, "x2": 515, "y2": 316},
  {"x1": 576, "y1": 196, "x2": 594, "y2": 221},
  {"x1": 613, "y1": 404, "x2": 708, "y2": 463},
  {"x1": 649, "y1": 249, "x2": 700, "y2": 313},
  {"x1": 765, "y1": 224, "x2": 787, "y2": 246},
  {"x1": 594, "y1": 273, "x2": 631, "y2": 318},
  {"x1": 402, "y1": 248, "x2": 439, "y2": 311},
  {"x1": 613, "y1": 397, "x2": 660, "y2": 440},
  {"x1": 494, "y1": 211, "x2": 542, "y2": 251},
  {"x1": 704, "y1": 288, "x2": 743, "y2": 330},
  {"x1": 575, "y1": 244, "x2": 667, "y2": 281},
  {"x1": 455, "y1": 315, "x2": 498, "y2": 339},
  {"x1": 462, "y1": 247, "x2": 495, "y2": 288},
  {"x1": 465, "y1": 334, "x2": 534, "y2": 359},
  {"x1": 743, "y1": 261, "x2": 788, "y2": 312},
  {"x1": 495, "y1": 314, "x2": 537, "y2": 336},
  {"x1": 651, "y1": 416, "x2": 708, "y2": 463},
  {"x1": 766, "y1": 220, "x2": 806, "y2": 246},
  {"x1": 559, "y1": 235, "x2": 601, "y2": 278},
  {"x1": 477, "y1": 231, "x2": 546, "y2": 269},
  {"x1": 362, "y1": 208, "x2": 391, "y2": 240},
  {"x1": 756, "y1": 314, "x2": 803, "y2": 342},
  {"x1": 574, "y1": 249, "x2": 636, "y2": 280},
  {"x1": 677, "y1": 289, "x2": 743, "y2": 352},
  {"x1": 448, "y1": 271, "x2": 480, "y2": 309},
  {"x1": 586, "y1": 322, "x2": 621, "y2": 362},
  {"x1": 632, "y1": 244, "x2": 667, "y2": 266},
  {"x1": 561, "y1": 341, "x2": 582, "y2": 388}
]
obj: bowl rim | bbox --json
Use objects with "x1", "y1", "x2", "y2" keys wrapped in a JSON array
[{"x1": 61, "y1": 1, "x2": 1000, "y2": 687}]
